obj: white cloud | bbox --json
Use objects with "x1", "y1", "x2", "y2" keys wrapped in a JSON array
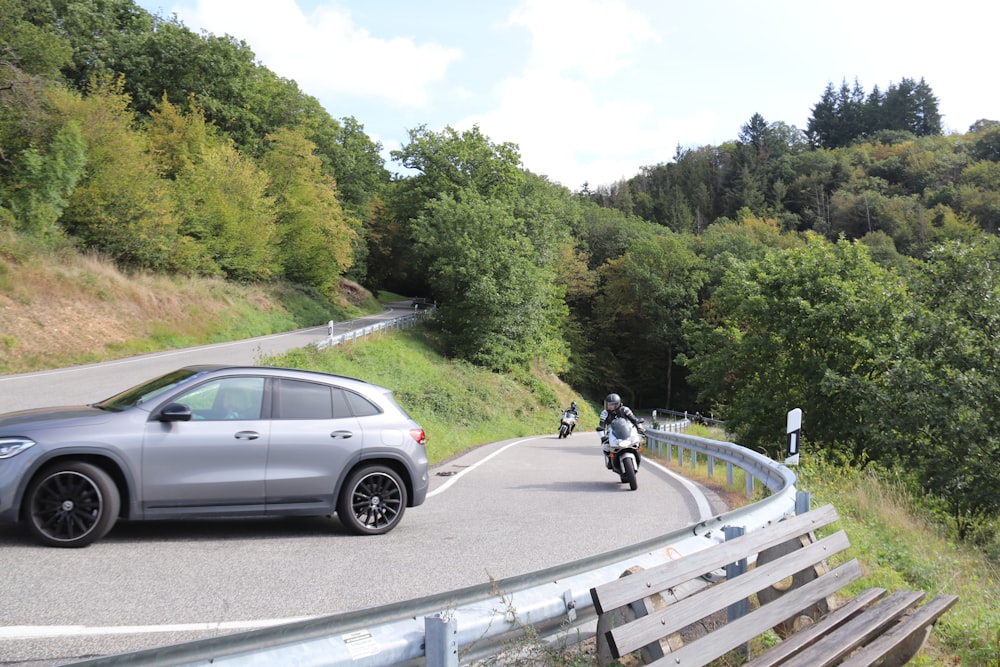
[
  {"x1": 459, "y1": 0, "x2": 684, "y2": 187},
  {"x1": 507, "y1": 0, "x2": 657, "y2": 79},
  {"x1": 180, "y1": 0, "x2": 461, "y2": 108}
]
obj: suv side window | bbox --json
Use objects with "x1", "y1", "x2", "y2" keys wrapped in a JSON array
[
  {"x1": 274, "y1": 379, "x2": 334, "y2": 419},
  {"x1": 174, "y1": 377, "x2": 265, "y2": 420},
  {"x1": 345, "y1": 390, "x2": 381, "y2": 417}
]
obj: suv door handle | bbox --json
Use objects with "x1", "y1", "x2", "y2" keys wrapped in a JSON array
[
  {"x1": 234, "y1": 431, "x2": 260, "y2": 440},
  {"x1": 331, "y1": 430, "x2": 354, "y2": 439}
]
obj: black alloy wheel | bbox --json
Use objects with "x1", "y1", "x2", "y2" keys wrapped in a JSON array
[
  {"x1": 25, "y1": 461, "x2": 120, "y2": 548},
  {"x1": 337, "y1": 465, "x2": 407, "y2": 535}
]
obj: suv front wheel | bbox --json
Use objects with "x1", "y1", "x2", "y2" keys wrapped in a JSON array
[{"x1": 25, "y1": 461, "x2": 120, "y2": 548}]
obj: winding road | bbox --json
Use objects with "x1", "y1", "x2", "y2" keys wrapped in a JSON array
[{"x1": 0, "y1": 308, "x2": 712, "y2": 666}]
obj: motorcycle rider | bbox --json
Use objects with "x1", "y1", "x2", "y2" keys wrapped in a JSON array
[
  {"x1": 598, "y1": 393, "x2": 644, "y2": 468},
  {"x1": 563, "y1": 401, "x2": 579, "y2": 433}
]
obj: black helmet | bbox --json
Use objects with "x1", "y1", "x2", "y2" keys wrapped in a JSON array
[
  {"x1": 605, "y1": 393, "x2": 621, "y2": 411},
  {"x1": 570, "y1": 401, "x2": 577, "y2": 409}
]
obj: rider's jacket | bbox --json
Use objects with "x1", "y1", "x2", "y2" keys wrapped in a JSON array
[{"x1": 598, "y1": 405, "x2": 639, "y2": 431}]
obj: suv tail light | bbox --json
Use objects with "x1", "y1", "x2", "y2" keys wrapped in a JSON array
[{"x1": 409, "y1": 428, "x2": 427, "y2": 446}]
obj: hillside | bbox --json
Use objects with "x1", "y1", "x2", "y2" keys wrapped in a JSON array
[{"x1": 0, "y1": 242, "x2": 377, "y2": 375}]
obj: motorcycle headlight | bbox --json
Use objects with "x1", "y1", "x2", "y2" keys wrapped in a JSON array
[{"x1": 0, "y1": 437, "x2": 36, "y2": 459}]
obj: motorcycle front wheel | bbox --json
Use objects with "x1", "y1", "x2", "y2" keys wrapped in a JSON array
[
  {"x1": 558, "y1": 425, "x2": 568, "y2": 438},
  {"x1": 623, "y1": 456, "x2": 638, "y2": 491}
]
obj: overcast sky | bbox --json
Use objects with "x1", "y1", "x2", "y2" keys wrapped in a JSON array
[{"x1": 134, "y1": 0, "x2": 999, "y2": 191}]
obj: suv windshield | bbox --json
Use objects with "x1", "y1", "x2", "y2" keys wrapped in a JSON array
[{"x1": 94, "y1": 368, "x2": 206, "y2": 412}]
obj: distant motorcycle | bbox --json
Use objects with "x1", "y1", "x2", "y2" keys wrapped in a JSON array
[
  {"x1": 558, "y1": 410, "x2": 578, "y2": 438},
  {"x1": 601, "y1": 417, "x2": 644, "y2": 490}
]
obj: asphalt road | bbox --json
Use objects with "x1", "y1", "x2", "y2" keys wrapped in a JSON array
[
  {"x1": 0, "y1": 308, "x2": 714, "y2": 665},
  {"x1": 0, "y1": 431, "x2": 714, "y2": 666}
]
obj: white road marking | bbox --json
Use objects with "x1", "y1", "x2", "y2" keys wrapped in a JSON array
[
  {"x1": 0, "y1": 617, "x2": 319, "y2": 640},
  {"x1": 428, "y1": 437, "x2": 536, "y2": 497}
]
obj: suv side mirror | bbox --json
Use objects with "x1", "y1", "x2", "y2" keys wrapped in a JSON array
[{"x1": 158, "y1": 403, "x2": 192, "y2": 422}]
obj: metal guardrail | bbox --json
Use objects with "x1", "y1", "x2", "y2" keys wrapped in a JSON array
[
  {"x1": 315, "y1": 309, "x2": 432, "y2": 350},
  {"x1": 71, "y1": 423, "x2": 798, "y2": 667}
]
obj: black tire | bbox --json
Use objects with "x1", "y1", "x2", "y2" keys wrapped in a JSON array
[
  {"x1": 624, "y1": 457, "x2": 638, "y2": 491},
  {"x1": 336, "y1": 465, "x2": 407, "y2": 535},
  {"x1": 558, "y1": 425, "x2": 568, "y2": 438},
  {"x1": 25, "y1": 461, "x2": 120, "y2": 548}
]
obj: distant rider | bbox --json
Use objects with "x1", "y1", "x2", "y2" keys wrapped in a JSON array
[
  {"x1": 597, "y1": 393, "x2": 644, "y2": 467},
  {"x1": 563, "y1": 401, "x2": 579, "y2": 433}
]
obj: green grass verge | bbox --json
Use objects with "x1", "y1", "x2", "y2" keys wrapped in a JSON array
[{"x1": 796, "y1": 457, "x2": 999, "y2": 665}]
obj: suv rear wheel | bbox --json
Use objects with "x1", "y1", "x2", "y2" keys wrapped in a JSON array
[{"x1": 336, "y1": 464, "x2": 407, "y2": 535}]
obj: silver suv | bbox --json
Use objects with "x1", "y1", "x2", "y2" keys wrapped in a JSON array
[{"x1": 0, "y1": 365, "x2": 429, "y2": 547}]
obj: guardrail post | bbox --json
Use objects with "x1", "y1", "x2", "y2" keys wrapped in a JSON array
[
  {"x1": 795, "y1": 491, "x2": 811, "y2": 515},
  {"x1": 745, "y1": 472, "x2": 755, "y2": 498},
  {"x1": 426, "y1": 613, "x2": 458, "y2": 667},
  {"x1": 727, "y1": 462, "x2": 734, "y2": 487},
  {"x1": 724, "y1": 525, "x2": 750, "y2": 660}
]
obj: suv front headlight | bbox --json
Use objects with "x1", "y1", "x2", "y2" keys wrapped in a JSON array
[{"x1": 0, "y1": 437, "x2": 36, "y2": 459}]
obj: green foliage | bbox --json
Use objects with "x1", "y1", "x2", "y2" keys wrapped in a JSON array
[
  {"x1": 391, "y1": 124, "x2": 525, "y2": 209},
  {"x1": 413, "y1": 190, "x2": 566, "y2": 372},
  {"x1": 6, "y1": 120, "x2": 86, "y2": 239},
  {"x1": 682, "y1": 235, "x2": 909, "y2": 459},
  {"x1": 958, "y1": 160, "x2": 1000, "y2": 233},
  {"x1": 807, "y1": 77, "x2": 942, "y2": 150},
  {"x1": 388, "y1": 126, "x2": 570, "y2": 373},
  {"x1": 877, "y1": 238, "x2": 1000, "y2": 535},
  {"x1": 593, "y1": 232, "x2": 706, "y2": 407},
  {"x1": 0, "y1": 0, "x2": 74, "y2": 80},
  {"x1": 262, "y1": 126, "x2": 356, "y2": 288},
  {"x1": 54, "y1": 78, "x2": 193, "y2": 271}
]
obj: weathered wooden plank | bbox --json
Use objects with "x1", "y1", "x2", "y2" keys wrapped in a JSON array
[
  {"x1": 838, "y1": 594, "x2": 958, "y2": 667},
  {"x1": 777, "y1": 590, "x2": 926, "y2": 667},
  {"x1": 607, "y1": 532, "x2": 854, "y2": 658},
  {"x1": 591, "y1": 504, "x2": 840, "y2": 615},
  {"x1": 743, "y1": 587, "x2": 887, "y2": 667},
  {"x1": 638, "y1": 560, "x2": 863, "y2": 666}
]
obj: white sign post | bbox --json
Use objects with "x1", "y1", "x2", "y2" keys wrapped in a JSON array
[{"x1": 785, "y1": 408, "x2": 802, "y2": 466}]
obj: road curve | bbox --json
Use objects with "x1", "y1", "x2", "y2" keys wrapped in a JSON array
[
  {"x1": 0, "y1": 431, "x2": 715, "y2": 666},
  {"x1": 0, "y1": 308, "x2": 713, "y2": 665}
]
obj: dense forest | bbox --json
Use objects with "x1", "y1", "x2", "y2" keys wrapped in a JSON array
[{"x1": 3, "y1": 0, "x2": 1000, "y2": 547}]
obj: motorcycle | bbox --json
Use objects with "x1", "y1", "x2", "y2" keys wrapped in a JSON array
[
  {"x1": 601, "y1": 417, "x2": 644, "y2": 490},
  {"x1": 558, "y1": 410, "x2": 578, "y2": 438}
]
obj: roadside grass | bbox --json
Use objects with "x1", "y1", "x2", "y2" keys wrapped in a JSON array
[{"x1": 797, "y1": 457, "x2": 1000, "y2": 665}]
